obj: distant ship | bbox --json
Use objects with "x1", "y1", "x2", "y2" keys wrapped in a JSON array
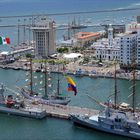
[
  {"x1": 70, "y1": 17, "x2": 87, "y2": 29},
  {"x1": 71, "y1": 24, "x2": 87, "y2": 29},
  {"x1": 0, "y1": 84, "x2": 46, "y2": 119}
]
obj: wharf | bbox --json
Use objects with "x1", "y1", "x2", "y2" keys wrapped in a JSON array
[
  {"x1": 29, "y1": 102, "x2": 99, "y2": 119},
  {"x1": 1, "y1": 61, "x2": 140, "y2": 80},
  {"x1": 0, "y1": 105, "x2": 47, "y2": 119}
]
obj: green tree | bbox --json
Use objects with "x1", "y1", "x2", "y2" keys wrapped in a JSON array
[
  {"x1": 26, "y1": 53, "x2": 32, "y2": 58},
  {"x1": 57, "y1": 47, "x2": 69, "y2": 53}
]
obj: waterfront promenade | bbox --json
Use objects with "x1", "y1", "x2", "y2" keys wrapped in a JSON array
[{"x1": 0, "y1": 60, "x2": 140, "y2": 80}]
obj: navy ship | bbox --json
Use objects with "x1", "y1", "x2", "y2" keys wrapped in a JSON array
[
  {"x1": 71, "y1": 64, "x2": 140, "y2": 139},
  {"x1": 70, "y1": 107, "x2": 140, "y2": 139}
]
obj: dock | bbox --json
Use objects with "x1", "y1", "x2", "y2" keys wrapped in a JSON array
[
  {"x1": 28, "y1": 102, "x2": 99, "y2": 119},
  {"x1": 0, "y1": 105, "x2": 47, "y2": 119}
]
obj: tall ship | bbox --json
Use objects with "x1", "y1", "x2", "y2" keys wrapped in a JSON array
[
  {"x1": 19, "y1": 59, "x2": 77, "y2": 105},
  {"x1": 70, "y1": 17, "x2": 87, "y2": 29},
  {"x1": 70, "y1": 63, "x2": 140, "y2": 139}
]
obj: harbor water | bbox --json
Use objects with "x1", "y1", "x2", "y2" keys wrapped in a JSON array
[
  {"x1": 0, "y1": 0, "x2": 140, "y2": 139},
  {"x1": 0, "y1": 68, "x2": 140, "y2": 140},
  {"x1": 0, "y1": 0, "x2": 140, "y2": 46}
]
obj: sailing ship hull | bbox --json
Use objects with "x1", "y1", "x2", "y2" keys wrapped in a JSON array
[
  {"x1": 70, "y1": 114, "x2": 140, "y2": 139},
  {"x1": 21, "y1": 89, "x2": 71, "y2": 105}
]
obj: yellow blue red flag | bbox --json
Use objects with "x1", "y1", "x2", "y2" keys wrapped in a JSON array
[{"x1": 66, "y1": 76, "x2": 77, "y2": 95}]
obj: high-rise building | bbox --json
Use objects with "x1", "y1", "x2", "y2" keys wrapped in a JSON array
[
  {"x1": 120, "y1": 22, "x2": 140, "y2": 69},
  {"x1": 137, "y1": 16, "x2": 140, "y2": 23},
  {"x1": 136, "y1": 34, "x2": 140, "y2": 68},
  {"x1": 31, "y1": 16, "x2": 56, "y2": 58},
  {"x1": 119, "y1": 33, "x2": 137, "y2": 67}
]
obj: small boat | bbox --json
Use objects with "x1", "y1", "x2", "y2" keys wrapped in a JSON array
[
  {"x1": 89, "y1": 70, "x2": 98, "y2": 78},
  {"x1": 89, "y1": 74, "x2": 98, "y2": 78},
  {"x1": 13, "y1": 67, "x2": 20, "y2": 70},
  {"x1": 74, "y1": 69, "x2": 84, "y2": 77}
]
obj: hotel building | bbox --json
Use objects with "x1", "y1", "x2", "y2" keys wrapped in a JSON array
[
  {"x1": 31, "y1": 17, "x2": 56, "y2": 58},
  {"x1": 120, "y1": 22, "x2": 140, "y2": 69}
]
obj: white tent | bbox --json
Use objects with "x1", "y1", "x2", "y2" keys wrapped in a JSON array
[{"x1": 63, "y1": 53, "x2": 83, "y2": 59}]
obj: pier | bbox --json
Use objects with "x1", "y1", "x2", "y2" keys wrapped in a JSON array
[
  {"x1": 0, "y1": 62, "x2": 140, "y2": 80},
  {"x1": 26, "y1": 101, "x2": 99, "y2": 119}
]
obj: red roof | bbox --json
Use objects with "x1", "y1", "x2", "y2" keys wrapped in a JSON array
[{"x1": 77, "y1": 32, "x2": 100, "y2": 39}]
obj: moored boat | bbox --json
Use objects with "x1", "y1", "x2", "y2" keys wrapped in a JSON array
[
  {"x1": 70, "y1": 108, "x2": 140, "y2": 139},
  {"x1": 0, "y1": 84, "x2": 47, "y2": 119},
  {"x1": 20, "y1": 88, "x2": 71, "y2": 105},
  {"x1": 71, "y1": 63, "x2": 140, "y2": 139},
  {"x1": 19, "y1": 59, "x2": 78, "y2": 105}
]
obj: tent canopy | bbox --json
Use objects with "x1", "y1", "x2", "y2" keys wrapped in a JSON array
[{"x1": 63, "y1": 53, "x2": 83, "y2": 59}]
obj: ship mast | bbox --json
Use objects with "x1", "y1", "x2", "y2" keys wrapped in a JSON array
[
  {"x1": 44, "y1": 60, "x2": 48, "y2": 97},
  {"x1": 114, "y1": 62, "x2": 117, "y2": 109},
  {"x1": 29, "y1": 58, "x2": 33, "y2": 95},
  {"x1": 56, "y1": 64, "x2": 60, "y2": 97},
  {"x1": 132, "y1": 67, "x2": 136, "y2": 113},
  {"x1": 131, "y1": 44, "x2": 136, "y2": 113}
]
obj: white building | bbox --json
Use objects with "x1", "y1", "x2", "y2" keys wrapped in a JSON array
[
  {"x1": 119, "y1": 33, "x2": 137, "y2": 67},
  {"x1": 119, "y1": 22, "x2": 140, "y2": 68},
  {"x1": 126, "y1": 22, "x2": 140, "y2": 34},
  {"x1": 31, "y1": 17, "x2": 56, "y2": 58},
  {"x1": 91, "y1": 25, "x2": 120, "y2": 61},
  {"x1": 0, "y1": 47, "x2": 34, "y2": 60}
]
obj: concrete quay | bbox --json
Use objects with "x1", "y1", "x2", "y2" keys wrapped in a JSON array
[
  {"x1": 29, "y1": 102, "x2": 99, "y2": 119},
  {"x1": 0, "y1": 61, "x2": 140, "y2": 80}
]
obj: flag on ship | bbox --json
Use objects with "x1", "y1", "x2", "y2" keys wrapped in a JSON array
[
  {"x1": 66, "y1": 76, "x2": 77, "y2": 95},
  {"x1": 0, "y1": 37, "x2": 10, "y2": 45}
]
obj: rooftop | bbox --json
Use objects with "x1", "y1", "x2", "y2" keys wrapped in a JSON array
[{"x1": 76, "y1": 32, "x2": 100, "y2": 39}]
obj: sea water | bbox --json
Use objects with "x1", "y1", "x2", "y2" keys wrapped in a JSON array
[
  {"x1": 0, "y1": 68, "x2": 139, "y2": 140},
  {"x1": 0, "y1": 0, "x2": 140, "y2": 139}
]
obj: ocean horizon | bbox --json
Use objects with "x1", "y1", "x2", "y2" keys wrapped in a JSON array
[
  {"x1": 0, "y1": 0, "x2": 140, "y2": 15},
  {"x1": 0, "y1": 0, "x2": 139, "y2": 51},
  {"x1": 0, "y1": 1, "x2": 139, "y2": 140}
]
